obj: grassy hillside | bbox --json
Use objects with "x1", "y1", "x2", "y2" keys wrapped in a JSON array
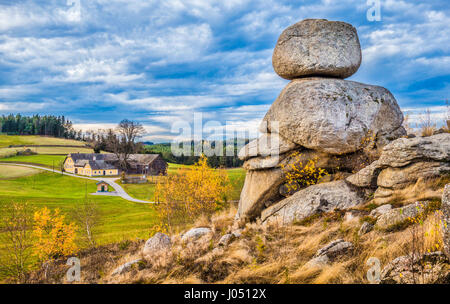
[
  {"x1": 0, "y1": 135, "x2": 86, "y2": 148},
  {"x1": 0, "y1": 134, "x2": 92, "y2": 158},
  {"x1": 0, "y1": 165, "x2": 41, "y2": 179},
  {"x1": 0, "y1": 155, "x2": 67, "y2": 168},
  {"x1": 0, "y1": 171, "x2": 158, "y2": 246}
]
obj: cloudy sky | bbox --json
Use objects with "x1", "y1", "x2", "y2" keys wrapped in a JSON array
[{"x1": 0, "y1": 0, "x2": 449, "y2": 142}]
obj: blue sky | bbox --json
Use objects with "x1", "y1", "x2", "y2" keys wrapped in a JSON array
[{"x1": 0, "y1": 0, "x2": 449, "y2": 142}]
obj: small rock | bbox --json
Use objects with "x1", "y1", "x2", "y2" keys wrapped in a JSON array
[
  {"x1": 305, "y1": 255, "x2": 330, "y2": 268},
  {"x1": 218, "y1": 233, "x2": 236, "y2": 247},
  {"x1": 111, "y1": 259, "x2": 142, "y2": 276},
  {"x1": 181, "y1": 227, "x2": 212, "y2": 242},
  {"x1": 231, "y1": 229, "x2": 242, "y2": 238},
  {"x1": 376, "y1": 201, "x2": 429, "y2": 230},
  {"x1": 314, "y1": 239, "x2": 354, "y2": 260},
  {"x1": 358, "y1": 222, "x2": 374, "y2": 236},
  {"x1": 142, "y1": 232, "x2": 171, "y2": 257},
  {"x1": 369, "y1": 204, "x2": 392, "y2": 218}
]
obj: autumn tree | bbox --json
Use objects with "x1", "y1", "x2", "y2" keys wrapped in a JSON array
[
  {"x1": 0, "y1": 201, "x2": 34, "y2": 283},
  {"x1": 154, "y1": 155, "x2": 231, "y2": 233},
  {"x1": 106, "y1": 119, "x2": 145, "y2": 171},
  {"x1": 32, "y1": 207, "x2": 77, "y2": 261}
]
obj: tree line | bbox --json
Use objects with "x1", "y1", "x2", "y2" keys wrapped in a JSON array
[
  {"x1": 0, "y1": 114, "x2": 79, "y2": 139},
  {"x1": 143, "y1": 141, "x2": 246, "y2": 168}
]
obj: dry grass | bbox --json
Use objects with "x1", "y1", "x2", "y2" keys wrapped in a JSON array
[{"x1": 25, "y1": 195, "x2": 447, "y2": 284}]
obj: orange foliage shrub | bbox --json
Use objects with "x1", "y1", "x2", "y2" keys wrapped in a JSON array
[
  {"x1": 32, "y1": 207, "x2": 77, "y2": 260},
  {"x1": 281, "y1": 152, "x2": 327, "y2": 193},
  {"x1": 154, "y1": 155, "x2": 231, "y2": 233}
]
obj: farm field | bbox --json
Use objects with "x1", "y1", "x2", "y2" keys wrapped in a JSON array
[
  {"x1": 0, "y1": 146, "x2": 94, "y2": 158},
  {"x1": 0, "y1": 154, "x2": 67, "y2": 168},
  {"x1": 0, "y1": 135, "x2": 86, "y2": 148},
  {"x1": 0, "y1": 171, "x2": 158, "y2": 248},
  {"x1": 0, "y1": 165, "x2": 42, "y2": 179}
]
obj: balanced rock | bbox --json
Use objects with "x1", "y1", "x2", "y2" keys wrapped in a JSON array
[
  {"x1": 443, "y1": 184, "x2": 450, "y2": 259},
  {"x1": 272, "y1": 19, "x2": 361, "y2": 79},
  {"x1": 260, "y1": 78, "x2": 404, "y2": 154},
  {"x1": 261, "y1": 180, "x2": 365, "y2": 225}
]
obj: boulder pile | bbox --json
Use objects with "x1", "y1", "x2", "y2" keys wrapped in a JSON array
[{"x1": 237, "y1": 19, "x2": 406, "y2": 224}]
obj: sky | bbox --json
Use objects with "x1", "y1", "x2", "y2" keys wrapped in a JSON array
[{"x1": 0, "y1": 0, "x2": 449, "y2": 142}]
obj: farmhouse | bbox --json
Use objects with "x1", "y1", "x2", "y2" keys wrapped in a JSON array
[
  {"x1": 63, "y1": 153, "x2": 167, "y2": 177},
  {"x1": 64, "y1": 153, "x2": 118, "y2": 176}
]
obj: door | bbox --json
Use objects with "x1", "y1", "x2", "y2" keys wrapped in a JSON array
[
  {"x1": 75, "y1": 168, "x2": 78, "y2": 174},
  {"x1": 103, "y1": 170, "x2": 106, "y2": 175},
  {"x1": 101, "y1": 185, "x2": 105, "y2": 192}
]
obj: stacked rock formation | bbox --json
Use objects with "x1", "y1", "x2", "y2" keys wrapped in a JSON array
[{"x1": 237, "y1": 19, "x2": 406, "y2": 224}]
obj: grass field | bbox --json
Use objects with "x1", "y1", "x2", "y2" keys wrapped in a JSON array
[
  {"x1": 0, "y1": 171, "x2": 158, "y2": 246},
  {"x1": 0, "y1": 135, "x2": 86, "y2": 148},
  {"x1": 0, "y1": 155, "x2": 67, "y2": 168},
  {"x1": 0, "y1": 146, "x2": 94, "y2": 158},
  {"x1": 0, "y1": 165, "x2": 42, "y2": 179}
]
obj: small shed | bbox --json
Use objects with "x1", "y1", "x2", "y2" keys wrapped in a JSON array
[{"x1": 96, "y1": 181, "x2": 109, "y2": 192}]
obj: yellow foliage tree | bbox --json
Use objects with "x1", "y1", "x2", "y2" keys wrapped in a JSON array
[
  {"x1": 281, "y1": 151, "x2": 327, "y2": 193},
  {"x1": 154, "y1": 155, "x2": 231, "y2": 233},
  {"x1": 32, "y1": 207, "x2": 77, "y2": 260}
]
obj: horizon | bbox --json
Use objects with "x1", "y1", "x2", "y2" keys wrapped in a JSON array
[{"x1": 0, "y1": 1, "x2": 449, "y2": 143}]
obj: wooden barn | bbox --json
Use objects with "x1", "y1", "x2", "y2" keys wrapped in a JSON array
[{"x1": 126, "y1": 154, "x2": 168, "y2": 175}]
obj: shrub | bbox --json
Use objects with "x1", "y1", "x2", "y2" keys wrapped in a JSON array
[
  {"x1": 32, "y1": 207, "x2": 77, "y2": 261},
  {"x1": 281, "y1": 152, "x2": 327, "y2": 194},
  {"x1": 154, "y1": 155, "x2": 231, "y2": 233}
]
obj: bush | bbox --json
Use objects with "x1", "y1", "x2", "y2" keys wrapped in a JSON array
[
  {"x1": 154, "y1": 155, "x2": 231, "y2": 233},
  {"x1": 281, "y1": 152, "x2": 327, "y2": 194},
  {"x1": 32, "y1": 207, "x2": 77, "y2": 260}
]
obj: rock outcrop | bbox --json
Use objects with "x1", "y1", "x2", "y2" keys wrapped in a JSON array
[
  {"x1": 261, "y1": 180, "x2": 365, "y2": 225},
  {"x1": 380, "y1": 252, "x2": 450, "y2": 284},
  {"x1": 236, "y1": 18, "x2": 406, "y2": 225},
  {"x1": 346, "y1": 133, "x2": 450, "y2": 202},
  {"x1": 376, "y1": 201, "x2": 429, "y2": 230},
  {"x1": 272, "y1": 19, "x2": 361, "y2": 79},
  {"x1": 443, "y1": 184, "x2": 450, "y2": 259}
]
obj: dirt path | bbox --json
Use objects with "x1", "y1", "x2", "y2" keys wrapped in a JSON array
[{"x1": 1, "y1": 163, "x2": 154, "y2": 204}]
